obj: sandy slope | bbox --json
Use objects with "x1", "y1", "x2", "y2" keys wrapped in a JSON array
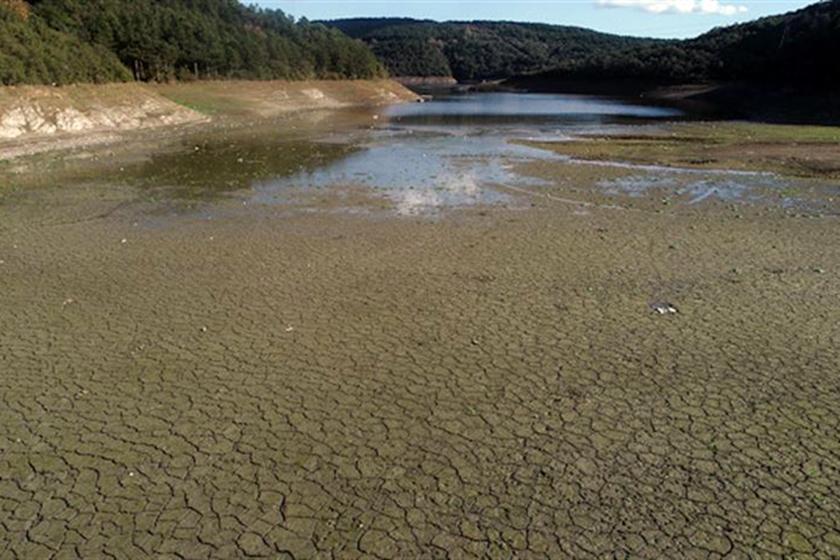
[{"x1": 0, "y1": 80, "x2": 417, "y2": 159}]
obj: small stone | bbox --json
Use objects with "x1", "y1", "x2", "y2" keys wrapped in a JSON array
[
  {"x1": 199, "y1": 326, "x2": 208, "y2": 333},
  {"x1": 121, "y1": 238, "x2": 128, "y2": 244},
  {"x1": 651, "y1": 302, "x2": 678, "y2": 315}
]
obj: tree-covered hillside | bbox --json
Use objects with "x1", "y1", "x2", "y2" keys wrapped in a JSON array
[
  {"x1": 325, "y1": 18, "x2": 659, "y2": 82},
  {"x1": 511, "y1": 0, "x2": 840, "y2": 89},
  {"x1": 0, "y1": 0, "x2": 385, "y2": 85}
]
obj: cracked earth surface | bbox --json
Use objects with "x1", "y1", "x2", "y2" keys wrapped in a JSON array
[{"x1": 2, "y1": 158, "x2": 840, "y2": 559}]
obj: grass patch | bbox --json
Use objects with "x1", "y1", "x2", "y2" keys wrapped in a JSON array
[{"x1": 520, "y1": 121, "x2": 840, "y2": 179}]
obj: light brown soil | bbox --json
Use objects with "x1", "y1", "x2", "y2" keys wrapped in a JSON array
[{"x1": 0, "y1": 80, "x2": 417, "y2": 160}]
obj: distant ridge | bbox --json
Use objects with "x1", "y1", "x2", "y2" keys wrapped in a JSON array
[
  {"x1": 326, "y1": 2, "x2": 840, "y2": 90},
  {"x1": 510, "y1": 0, "x2": 840, "y2": 89},
  {"x1": 322, "y1": 18, "x2": 660, "y2": 82}
]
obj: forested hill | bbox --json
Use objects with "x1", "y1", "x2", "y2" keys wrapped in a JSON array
[
  {"x1": 510, "y1": 0, "x2": 840, "y2": 89},
  {"x1": 0, "y1": 0, "x2": 384, "y2": 86},
  {"x1": 324, "y1": 18, "x2": 659, "y2": 82}
]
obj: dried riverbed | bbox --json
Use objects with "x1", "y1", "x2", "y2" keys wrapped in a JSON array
[{"x1": 1, "y1": 93, "x2": 840, "y2": 558}]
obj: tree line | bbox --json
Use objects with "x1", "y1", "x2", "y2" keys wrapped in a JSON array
[
  {"x1": 513, "y1": 0, "x2": 840, "y2": 89},
  {"x1": 0, "y1": 0, "x2": 385, "y2": 86},
  {"x1": 328, "y1": 2, "x2": 840, "y2": 90},
  {"x1": 326, "y1": 18, "x2": 657, "y2": 82}
]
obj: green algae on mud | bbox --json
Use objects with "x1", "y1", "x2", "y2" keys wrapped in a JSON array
[
  {"x1": 520, "y1": 121, "x2": 840, "y2": 180},
  {"x1": 130, "y1": 138, "x2": 358, "y2": 202}
]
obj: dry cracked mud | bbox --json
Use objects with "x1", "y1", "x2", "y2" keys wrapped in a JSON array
[{"x1": 2, "y1": 134, "x2": 840, "y2": 559}]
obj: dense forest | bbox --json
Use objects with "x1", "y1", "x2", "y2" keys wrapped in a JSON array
[
  {"x1": 0, "y1": 0, "x2": 384, "y2": 85},
  {"x1": 328, "y1": 2, "x2": 840, "y2": 90},
  {"x1": 509, "y1": 1, "x2": 840, "y2": 90},
  {"x1": 325, "y1": 18, "x2": 658, "y2": 82},
  {"x1": 3, "y1": 0, "x2": 837, "y2": 89}
]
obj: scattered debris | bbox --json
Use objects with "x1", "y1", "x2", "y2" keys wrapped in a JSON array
[
  {"x1": 651, "y1": 302, "x2": 678, "y2": 315},
  {"x1": 285, "y1": 326, "x2": 295, "y2": 332}
]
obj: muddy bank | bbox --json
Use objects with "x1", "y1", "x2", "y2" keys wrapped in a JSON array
[
  {"x1": 520, "y1": 121, "x2": 840, "y2": 180},
  {"x1": 3, "y1": 86, "x2": 840, "y2": 556},
  {"x1": 2, "y1": 164, "x2": 840, "y2": 557},
  {"x1": 0, "y1": 79, "x2": 417, "y2": 159}
]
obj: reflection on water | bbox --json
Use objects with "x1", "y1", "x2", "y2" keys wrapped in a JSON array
[
  {"x1": 116, "y1": 91, "x2": 823, "y2": 214},
  {"x1": 252, "y1": 92, "x2": 688, "y2": 213},
  {"x1": 252, "y1": 130, "x2": 551, "y2": 214},
  {"x1": 387, "y1": 92, "x2": 683, "y2": 126},
  {"x1": 596, "y1": 173, "x2": 780, "y2": 205}
]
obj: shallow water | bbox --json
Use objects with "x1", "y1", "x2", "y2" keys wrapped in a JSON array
[
  {"x1": 252, "y1": 92, "x2": 671, "y2": 213},
  {"x1": 249, "y1": 92, "x2": 818, "y2": 214},
  {"x1": 13, "y1": 91, "x2": 827, "y2": 215}
]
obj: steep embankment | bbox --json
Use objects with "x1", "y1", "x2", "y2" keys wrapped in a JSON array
[
  {"x1": 0, "y1": 79, "x2": 417, "y2": 158},
  {"x1": 0, "y1": 83, "x2": 204, "y2": 140}
]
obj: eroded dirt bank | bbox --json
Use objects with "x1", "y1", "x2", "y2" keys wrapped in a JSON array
[{"x1": 0, "y1": 80, "x2": 417, "y2": 159}]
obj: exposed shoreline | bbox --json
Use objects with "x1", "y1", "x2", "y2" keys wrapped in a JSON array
[
  {"x1": 500, "y1": 77, "x2": 840, "y2": 126},
  {"x1": 0, "y1": 79, "x2": 418, "y2": 160}
]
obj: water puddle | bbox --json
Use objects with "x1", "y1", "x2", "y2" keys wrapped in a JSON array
[
  {"x1": 252, "y1": 129, "x2": 556, "y2": 214},
  {"x1": 239, "y1": 93, "x2": 692, "y2": 214},
  {"x1": 595, "y1": 174, "x2": 772, "y2": 204}
]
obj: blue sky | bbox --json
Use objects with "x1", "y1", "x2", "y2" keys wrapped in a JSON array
[{"x1": 256, "y1": 0, "x2": 815, "y2": 38}]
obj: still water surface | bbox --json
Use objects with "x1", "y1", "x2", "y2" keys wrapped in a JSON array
[{"x1": 130, "y1": 92, "x2": 801, "y2": 214}]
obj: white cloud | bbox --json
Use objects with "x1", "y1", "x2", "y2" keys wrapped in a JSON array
[{"x1": 597, "y1": 0, "x2": 748, "y2": 16}]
